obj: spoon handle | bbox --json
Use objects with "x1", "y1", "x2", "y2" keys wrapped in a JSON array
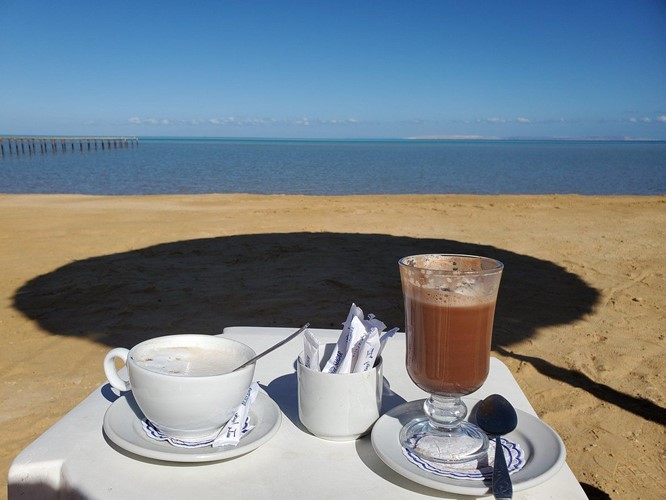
[
  {"x1": 233, "y1": 323, "x2": 310, "y2": 372},
  {"x1": 492, "y1": 435, "x2": 513, "y2": 499}
]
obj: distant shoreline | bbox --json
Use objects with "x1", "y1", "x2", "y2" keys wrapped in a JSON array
[
  {"x1": 143, "y1": 135, "x2": 664, "y2": 143},
  {"x1": 3, "y1": 134, "x2": 663, "y2": 143},
  {"x1": 406, "y1": 135, "x2": 661, "y2": 142}
]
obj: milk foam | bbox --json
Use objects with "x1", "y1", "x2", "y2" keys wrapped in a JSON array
[
  {"x1": 401, "y1": 255, "x2": 501, "y2": 306},
  {"x1": 133, "y1": 346, "x2": 240, "y2": 376}
]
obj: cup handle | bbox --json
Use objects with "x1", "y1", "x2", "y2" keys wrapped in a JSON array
[{"x1": 103, "y1": 348, "x2": 131, "y2": 392}]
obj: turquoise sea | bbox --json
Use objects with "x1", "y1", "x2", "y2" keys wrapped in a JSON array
[{"x1": 1, "y1": 137, "x2": 665, "y2": 195}]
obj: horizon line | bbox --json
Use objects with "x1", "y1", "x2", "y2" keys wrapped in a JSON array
[{"x1": 1, "y1": 133, "x2": 663, "y2": 143}]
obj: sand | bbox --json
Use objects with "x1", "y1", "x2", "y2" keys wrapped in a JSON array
[{"x1": 1, "y1": 193, "x2": 664, "y2": 499}]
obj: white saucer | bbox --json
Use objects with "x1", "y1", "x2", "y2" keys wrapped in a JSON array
[
  {"x1": 103, "y1": 391, "x2": 282, "y2": 463},
  {"x1": 371, "y1": 399, "x2": 566, "y2": 496}
]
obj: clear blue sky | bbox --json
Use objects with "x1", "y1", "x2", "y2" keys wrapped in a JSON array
[{"x1": 1, "y1": 0, "x2": 665, "y2": 139}]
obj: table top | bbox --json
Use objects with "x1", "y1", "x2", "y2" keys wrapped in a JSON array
[{"x1": 9, "y1": 327, "x2": 587, "y2": 499}]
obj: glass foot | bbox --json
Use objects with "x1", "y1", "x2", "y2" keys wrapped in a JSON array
[{"x1": 400, "y1": 416, "x2": 489, "y2": 464}]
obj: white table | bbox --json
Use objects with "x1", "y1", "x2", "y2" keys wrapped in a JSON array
[{"x1": 9, "y1": 327, "x2": 587, "y2": 499}]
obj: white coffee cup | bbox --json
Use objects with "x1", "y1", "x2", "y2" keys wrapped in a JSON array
[
  {"x1": 297, "y1": 349, "x2": 383, "y2": 441},
  {"x1": 103, "y1": 334, "x2": 256, "y2": 441}
]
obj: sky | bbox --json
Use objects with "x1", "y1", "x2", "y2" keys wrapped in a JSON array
[{"x1": 1, "y1": 0, "x2": 665, "y2": 139}]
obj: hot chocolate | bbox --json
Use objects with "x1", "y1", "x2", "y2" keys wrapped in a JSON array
[{"x1": 403, "y1": 292, "x2": 496, "y2": 395}]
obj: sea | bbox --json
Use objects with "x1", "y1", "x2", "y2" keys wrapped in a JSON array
[{"x1": 1, "y1": 137, "x2": 665, "y2": 195}]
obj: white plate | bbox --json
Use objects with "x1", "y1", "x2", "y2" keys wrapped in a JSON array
[
  {"x1": 371, "y1": 399, "x2": 566, "y2": 496},
  {"x1": 103, "y1": 391, "x2": 282, "y2": 463}
]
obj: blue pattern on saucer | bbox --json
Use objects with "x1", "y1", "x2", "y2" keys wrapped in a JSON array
[
  {"x1": 403, "y1": 437, "x2": 525, "y2": 480},
  {"x1": 141, "y1": 417, "x2": 251, "y2": 448}
]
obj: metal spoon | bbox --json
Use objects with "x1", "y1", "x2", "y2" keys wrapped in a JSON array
[
  {"x1": 476, "y1": 394, "x2": 518, "y2": 500},
  {"x1": 232, "y1": 323, "x2": 309, "y2": 372}
]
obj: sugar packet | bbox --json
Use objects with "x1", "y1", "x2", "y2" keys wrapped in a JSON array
[
  {"x1": 330, "y1": 314, "x2": 370, "y2": 373},
  {"x1": 353, "y1": 325, "x2": 399, "y2": 372},
  {"x1": 302, "y1": 327, "x2": 321, "y2": 370},
  {"x1": 352, "y1": 321, "x2": 380, "y2": 373},
  {"x1": 212, "y1": 381, "x2": 259, "y2": 447}
]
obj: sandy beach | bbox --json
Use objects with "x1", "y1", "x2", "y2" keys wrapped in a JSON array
[{"x1": 1, "y1": 193, "x2": 664, "y2": 499}]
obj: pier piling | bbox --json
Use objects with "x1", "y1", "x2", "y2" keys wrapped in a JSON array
[{"x1": 0, "y1": 136, "x2": 138, "y2": 157}]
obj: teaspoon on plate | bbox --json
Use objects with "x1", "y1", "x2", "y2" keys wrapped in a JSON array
[{"x1": 476, "y1": 394, "x2": 518, "y2": 500}]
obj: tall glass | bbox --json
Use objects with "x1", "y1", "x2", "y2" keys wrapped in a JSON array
[{"x1": 399, "y1": 254, "x2": 503, "y2": 463}]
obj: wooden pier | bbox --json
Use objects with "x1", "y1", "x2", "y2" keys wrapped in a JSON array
[{"x1": 0, "y1": 136, "x2": 139, "y2": 156}]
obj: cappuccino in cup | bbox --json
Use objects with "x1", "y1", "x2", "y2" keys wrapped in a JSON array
[
  {"x1": 132, "y1": 345, "x2": 241, "y2": 377},
  {"x1": 104, "y1": 334, "x2": 256, "y2": 441}
]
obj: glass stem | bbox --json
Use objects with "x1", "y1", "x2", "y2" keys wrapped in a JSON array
[{"x1": 423, "y1": 395, "x2": 468, "y2": 431}]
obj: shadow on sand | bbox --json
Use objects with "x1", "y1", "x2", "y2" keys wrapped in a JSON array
[
  {"x1": 13, "y1": 231, "x2": 659, "y2": 427},
  {"x1": 13, "y1": 232, "x2": 595, "y2": 349}
]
